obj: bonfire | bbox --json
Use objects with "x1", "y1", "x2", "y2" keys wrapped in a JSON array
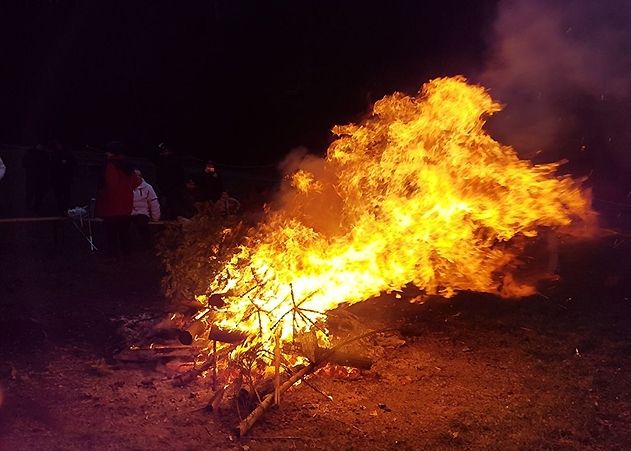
[{"x1": 149, "y1": 75, "x2": 596, "y2": 434}]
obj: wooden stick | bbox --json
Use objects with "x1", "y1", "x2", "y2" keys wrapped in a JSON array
[
  {"x1": 237, "y1": 363, "x2": 315, "y2": 437},
  {"x1": 233, "y1": 328, "x2": 381, "y2": 434},
  {"x1": 172, "y1": 357, "x2": 217, "y2": 387},
  {"x1": 212, "y1": 340, "x2": 218, "y2": 391},
  {"x1": 172, "y1": 344, "x2": 237, "y2": 387},
  {"x1": 274, "y1": 328, "x2": 281, "y2": 406},
  {"x1": 207, "y1": 385, "x2": 226, "y2": 413}
]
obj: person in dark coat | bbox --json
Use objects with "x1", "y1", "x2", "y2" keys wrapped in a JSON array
[
  {"x1": 155, "y1": 142, "x2": 185, "y2": 220},
  {"x1": 49, "y1": 141, "x2": 76, "y2": 215},
  {"x1": 197, "y1": 160, "x2": 224, "y2": 202},
  {"x1": 175, "y1": 176, "x2": 202, "y2": 219},
  {"x1": 95, "y1": 142, "x2": 137, "y2": 259},
  {"x1": 22, "y1": 144, "x2": 50, "y2": 215}
]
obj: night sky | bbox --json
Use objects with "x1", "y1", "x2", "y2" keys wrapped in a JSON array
[{"x1": 0, "y1": 0, "x2": 497, "y2": 163}]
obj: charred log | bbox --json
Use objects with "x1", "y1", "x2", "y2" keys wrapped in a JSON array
[
  {"x1": 315, "y1": 346, "x2": 373, "y2": 370},
  {"x1": 113, "y1": 347, "x2": 196, "y2": 364},
  {"x1": 208, "y1": 327, "x2": 248, "y2": 344},
  {"x1": 237, "y1": 376, "x2": 276, "y2": 409},
  {"x1": 206, "y1": 386, "x2": 227, "y2": 413},
  {"x1": 172, "y1": 343, "x2": 238, "y2": 387}
]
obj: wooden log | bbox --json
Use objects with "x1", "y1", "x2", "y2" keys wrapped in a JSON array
[
  {"x1": 234, "y1": 329, "x2": 378, "y2": 435},
  {"x1": 207, "y1": 294, "x2": 226, "y2": 308},
  {"x1": 140, "y1": 327, "x2": 193, "y2": 345},
  {"x1": 208, "y1": 327, "x2": 248, "y2": 344},
  {"x1": 172, "y1": 344, "x2": 237, "y2": 387},
  {"x1": 172, "y1": 356, "x2": 217, "y2": 387},
  {"x1": 113, "y1": 348, "x2": 195, "y2": 364},
  {"x1": 315, "y1": 347, "x2": 373, "y2": 370},
  {"x1": 237, "y1": 363, "x2": 315, "y2": 437},
  {"x1": 237, "y1": 376, "x2": 275, "y2": 408},
  {"x1": 133, "y1": 345, "x2": 198, "y2": 353}
]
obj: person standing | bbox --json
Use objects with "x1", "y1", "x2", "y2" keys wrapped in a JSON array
[
  {"x1": 22, "y1": 144, "x2": 49, "y2": 215},
  {"x1": 0, "y1": 156, "x2": 5, "y2": 180},
  {"x1": 175, "y1": 176, "x2": 202, "y2": 219},
  {"x1": 95, "y1": 142, "x2": 137, "y2": 259},
  {"x1": 197, "y1": 160, "x2": 223, "y2": 202},
  {"x1": 131, "y1": 169, "x2": 160, "y2": 248},
  {"x1": 214, "y1": 191, "x2": 240, "y2": 216},
  {"x1": 49, "y1": 141, "x2": 76, "y2": 215},
  {"x1": 155, "y1": 142, "x2": 185, "y2": 220}
]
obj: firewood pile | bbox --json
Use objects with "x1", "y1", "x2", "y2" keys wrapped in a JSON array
[
  {"x1": 109, "y1": 306, "x2": 402, "y2": 435},
  {"x1": 133, "y1": 203, "x2": 423, "y2": 435}
]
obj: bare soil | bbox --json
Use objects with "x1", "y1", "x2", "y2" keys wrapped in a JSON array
[{"x1": 1, "y1": 222, "x2": 630, "y2": 450}]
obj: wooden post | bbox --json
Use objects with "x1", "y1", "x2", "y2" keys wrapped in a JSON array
[{"x1": 274, "y1": 327, "x2": 281, "y2": 405}]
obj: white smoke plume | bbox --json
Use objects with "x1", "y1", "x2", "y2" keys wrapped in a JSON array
[{"x1": 479, "y1": 0, "x2": 631, "y2": 166}]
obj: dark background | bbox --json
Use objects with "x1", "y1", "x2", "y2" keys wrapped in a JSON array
[
  {"x1": 1, "y1": 0, "x2": 630, "y2": 228},
  {"x1": 0, "y1": 0, "x2": 497, "y2": 163}
]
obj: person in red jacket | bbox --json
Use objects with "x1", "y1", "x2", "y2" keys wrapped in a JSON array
[{"x1": 95, "y1": 142, "x2": 138, "y2": 259}]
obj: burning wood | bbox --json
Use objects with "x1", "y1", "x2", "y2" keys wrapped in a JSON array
[
  {"x1": 207, "y1": 385, "x2": 227, "y2": 413},
  {"x1": 235, "y1": 336, "x2": 375, "y2": 435},
  {"x1": 172, "y1": 343, "x2": 238, "y2": 387},
  {"x1": 238, "y1": 363, "x2": 315, "y2": 437},
  {"x1": 154, "y1": 76, "x2": 598, "y2": 436},
  {"x1": 237, "y1": 376, "x2": 275, "y2": 409},
  {"x1": 208, "y1": 327, "x2": 248, "y2": 344},
  {"x1": 314, "y1": 346, "x2": 372, "y2": 370},
  {"x1": 187, "y1": 77, "x2": 594, "y2": 392}
]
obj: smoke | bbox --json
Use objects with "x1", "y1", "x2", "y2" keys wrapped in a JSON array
[
  {"x1": 276, "y1": 147, "x2": 344, "y2": 236},
  {"x1": 479, "y1": 0, "x2": 631, "y2": 167}
]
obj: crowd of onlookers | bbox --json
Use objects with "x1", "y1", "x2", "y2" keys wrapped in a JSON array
[{"x1": 0, "y1": 141, "x2": 243, "y2": 259}]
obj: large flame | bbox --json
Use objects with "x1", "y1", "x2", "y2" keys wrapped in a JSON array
[{"x1": 203, "y1": 76, "x2": 594, "y2": 358}]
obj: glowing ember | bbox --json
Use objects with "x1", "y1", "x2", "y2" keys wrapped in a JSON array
[{"x1": 200, "y1": 76, "x2": 595, "y2": 363}]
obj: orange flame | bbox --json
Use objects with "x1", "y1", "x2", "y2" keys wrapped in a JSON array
[{"x1": 205, "y1": 76, "x2": 595, "y2": 359}]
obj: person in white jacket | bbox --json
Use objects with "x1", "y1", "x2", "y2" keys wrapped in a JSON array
[
  {"x1": 0, "y1": 156, "x2": 6, "y2": 180},
  {"x1": 132, "y1": 169, "x2": 160, "y2": 248}
]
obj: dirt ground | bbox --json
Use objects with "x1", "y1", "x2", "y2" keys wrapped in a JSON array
[{"x1": 1, "y1": 221, "x2": 630, "y2": 450}]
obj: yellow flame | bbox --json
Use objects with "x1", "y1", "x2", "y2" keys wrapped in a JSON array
[
  {"x1": 206, "y1": 76, "x2": 595, "y2": 360},
  {"x1": 291, "y1": 169, "x2": 323, "y2": 194}
]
